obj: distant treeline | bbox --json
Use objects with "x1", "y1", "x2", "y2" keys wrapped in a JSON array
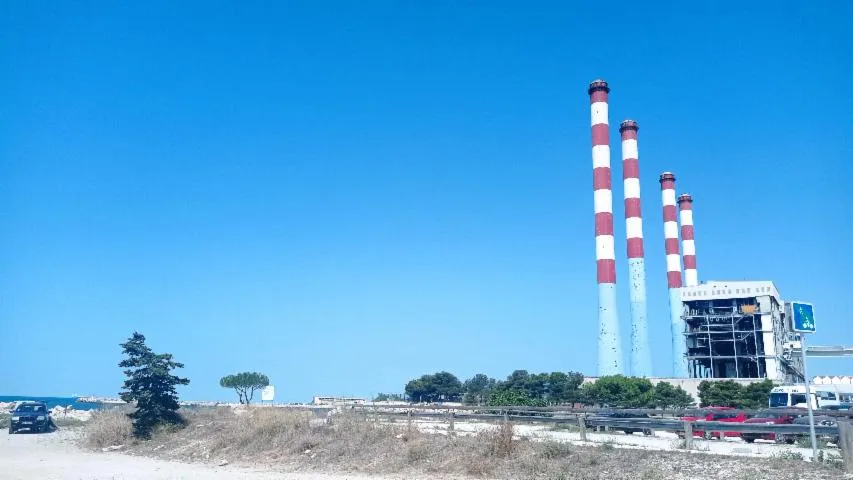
[
  {"x1": 377, "y1": 372, "x2": 776, "y2": 410},
  {"x1": 378, "y1": 371, "x2": 700, "y2": 409}
]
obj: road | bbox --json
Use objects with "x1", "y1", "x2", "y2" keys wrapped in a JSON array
[{"x1": 0, "y1": 429, "x2": 406, "y2": 480}]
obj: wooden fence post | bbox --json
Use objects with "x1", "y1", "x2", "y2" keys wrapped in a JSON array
[
  {"x1": 683, "y1": 422, "x2": 693, "y2": 450},
  {"x1": 839, "y1": 420, "x2": 853, "y2": 474},
  {"x1": 448, "y1": 411, "x2": 455, "y2": 437},
  {"x1": 407, "y1": 410, "x2": 412, "y2": 431},
  {"x1": 578, "y1": 415, "x2": 587, "y2": 442}
]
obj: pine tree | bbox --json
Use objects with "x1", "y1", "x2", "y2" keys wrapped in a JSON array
[{"x1": 119, "y1": 332, "x2": 190, "y2": 438}]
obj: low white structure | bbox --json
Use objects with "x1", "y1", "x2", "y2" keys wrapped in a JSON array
[{"x1": 312, "y1": 396, "x2": 366, "y2": 406}]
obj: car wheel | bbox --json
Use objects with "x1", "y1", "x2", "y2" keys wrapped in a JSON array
[
  {"x1": 774, "y1": 435, "x2": 786, "y2": 444},
  {"x1": 784, "y1": 437, "x2": 795, "y2": 445},
  {"x1": 743, "y1": 437, "x2": 755, "y2": 443},
  {"x1": 703, "y1": 431, "x2": 714, "y2": 440}
]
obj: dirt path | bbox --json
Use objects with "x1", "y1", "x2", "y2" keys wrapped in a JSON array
[{"x1": 0, "y1": 430, "x2": 406, "y2": 480}]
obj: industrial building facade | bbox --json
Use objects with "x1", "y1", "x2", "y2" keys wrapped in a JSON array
[{"x1": 680, "y1": 280, "x2": 804, "y2": 383}]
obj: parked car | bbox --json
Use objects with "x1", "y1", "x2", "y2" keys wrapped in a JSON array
[
  {"x1": 8, "y1": 401, "x2": 53, "y2": 434},
  {"x1": 590, "y1": 411, "x2": 654, "y2": 436},
  {"x1": 679, "y1": 407, "x2": 745, "y2": 439},
  {"x1": 792, "y1": 415, "x2": 840, "y2": 445},
  {"x1": 741, "y1": 408, "x2": 799, "y2": 444},
  {"x1": 702, "y1": 409, "x2": 747, "y2": 439}
]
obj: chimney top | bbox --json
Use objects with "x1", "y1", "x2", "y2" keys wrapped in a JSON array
[
  {"x1": 619, "y1": 120, "x2": 639, "y2": 132},
  {"x1": 659, "y1": 172, "x2": 676, "y2": 183},
  {"x1": 588, "y1": 79, "x2": 610, "y2": 95}
]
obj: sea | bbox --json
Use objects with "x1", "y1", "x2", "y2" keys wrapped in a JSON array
[{"x1": 0, "y1": 396, "x2": 104, "y2": 411}]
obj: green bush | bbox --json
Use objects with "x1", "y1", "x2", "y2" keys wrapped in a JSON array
[{"x1": 697, "y1": 379, "x2": 773, "y2": 409}]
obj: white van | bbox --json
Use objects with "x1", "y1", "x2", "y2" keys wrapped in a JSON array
[{"x1": 769, "y1": 385, "x2": 819, "y2": 409}]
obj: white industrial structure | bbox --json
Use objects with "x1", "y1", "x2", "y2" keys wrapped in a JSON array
[{"x1": 680, "y1": 280, "x2": 805, "y2": 382}]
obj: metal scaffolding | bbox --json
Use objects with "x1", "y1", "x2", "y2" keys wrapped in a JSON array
[{"x1": 683, "y1": 294, "x2": 803, "y2": 381}]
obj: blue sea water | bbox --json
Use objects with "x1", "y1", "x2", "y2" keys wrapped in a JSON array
[{"x1": 0, "y1": 396, "x2": 102, "y2": 411}]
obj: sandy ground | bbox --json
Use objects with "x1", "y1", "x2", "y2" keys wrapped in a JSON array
[
  {"x1": 0, "y1": 419, "x2": 842, "y2": 479},
  {"x1": 0, "y1": 429, "x2": 412, "y2": 480}
]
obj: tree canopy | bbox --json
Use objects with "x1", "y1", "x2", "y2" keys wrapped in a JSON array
[
  {"x1": 697, "y1": 379, "x2": 774, "y2": 409},
  {"x1": 490, "y1": 370, "x2": 585, "y2": 406},
  {"x1": 404, "y1": 371, "x2": 464, "y2": 403},
  {"x1": 373, "y1": 393, "x2": 404, "y2": 402},
  {"x1": 581, "y1": 375, "x2": 654, "y2": 408},
  {"x1": 580, "y1": 376, "x2": 694, "y2": 409},
  {"x1": 650, "y1": 381, "x2": 695, "y2": 409},
  {"x1": 220, "y1": 372, "x2": 270, "y2": 404},
  {"x1": 403, "y1": 370, "x2": 584, "y2": 406},
  {"x1": 463, "y1": 374, "x2": 497, "y2": 405},
  {"x1": 119, "y1": 332, "x2": 190, "y2": 438},
  {"x1": 402, "y1": 371, "x2": 696, "y2": 408}
]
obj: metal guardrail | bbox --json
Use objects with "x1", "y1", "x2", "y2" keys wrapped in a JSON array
[
  {"x1": 353, "y1": 403, "x2": 853, "y2": 418},
  {"x1": 356, "y1": 408, "x2": 841, "y2": 437}
]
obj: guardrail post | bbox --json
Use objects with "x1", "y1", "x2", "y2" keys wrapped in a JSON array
[
  {"x1": 578, "y1": 415, "x2": 587, "y2": 442},
  {"x1": 407, "y1": 410, "x2": 412, "y2": 431},
  {"x1": 683, "y1": 422, "x2": 693, "y2": 450},
  {"x1": 448, "y1": 411, "x2": 455, "y2": 437},
  {"x1": 503, "y1": 411, "x2": 509, "y2": 426},
  {"x1": 839, "y1": 420, "x2": 853, "y2": 474}
]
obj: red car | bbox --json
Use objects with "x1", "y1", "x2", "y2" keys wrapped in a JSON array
[
  {"x1": 680, "y1": 407, "x2": 746, "y2": 439},
  {"x1": 741, "y1": 409, "x2": 800, "y2": 444}
]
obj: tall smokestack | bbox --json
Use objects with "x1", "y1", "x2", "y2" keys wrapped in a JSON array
[
  {"x1": 620, "y1": 120, "x2": 651, "y2": 377},
  {"x1": 660, "y1": 172, "x2": 687, "y2": 377},
  {"x1": 678, "y1": 194, "x2": 698, "y2": 287},
  {"x1": 589, "y1": 79, "x2": 623, "y2": 376}
]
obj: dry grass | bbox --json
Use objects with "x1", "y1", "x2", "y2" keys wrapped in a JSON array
[
  {"x1": 103, "y1": 407, "x2": 841, "y2": 480},
  {"x1": 84, "y1": 409, "x2": 133, "y2": 449},
  {"x1": 483, "y1": 420, "x2": 516, "y2": 457}
]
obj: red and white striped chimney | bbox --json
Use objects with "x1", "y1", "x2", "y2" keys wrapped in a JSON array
[
  {"x1": 660, "y1": 172, "x2": 687, "y2": 377},
  {"x1": 589, "y1": 79, "x2": 622, "y2": 376},
  {"x1": 620, "y1": 120, "x2": 651, "y2": 377},
  {"x1": 660, "y1": 173, "x2": 681, "y2": 290},
  {"x1": 678, "y1": 194, "x2": 698, "y2": 287}
]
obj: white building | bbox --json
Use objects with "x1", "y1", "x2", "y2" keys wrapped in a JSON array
[{"x1": 680, "y1": 280, "x2": 804, "y2": 382}]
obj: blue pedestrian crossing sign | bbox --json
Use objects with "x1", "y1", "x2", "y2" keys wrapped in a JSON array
[{"x1": 791, "y1": 301, "x2": 816, "y2": 333}]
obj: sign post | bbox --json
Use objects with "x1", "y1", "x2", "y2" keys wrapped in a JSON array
[
  {"x1": 261, "y1": 385, "x2": 275, "y2": 403},
  {"x1": 791, "y1": 301, "x2": 817, "y2": 459}
]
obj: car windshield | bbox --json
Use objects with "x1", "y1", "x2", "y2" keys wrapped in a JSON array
[
  {"x1": 14, "y1": 404, "x2": 45, "y2": 413},
  {"x1": 769, "y1": 392, "x2": 789, "y2": 408}
]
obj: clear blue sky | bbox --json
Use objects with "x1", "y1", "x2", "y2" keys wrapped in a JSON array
[{"x1": 1, "y1": 1, "x2": 851, "y2": 402}]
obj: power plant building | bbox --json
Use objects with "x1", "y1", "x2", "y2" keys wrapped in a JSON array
[
  {"x1": 583, "y1": 79, "x2": 816, "y2": 382},
  {"x1": 681, "y1": 280, "x2": 805, "y2": 383}
]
